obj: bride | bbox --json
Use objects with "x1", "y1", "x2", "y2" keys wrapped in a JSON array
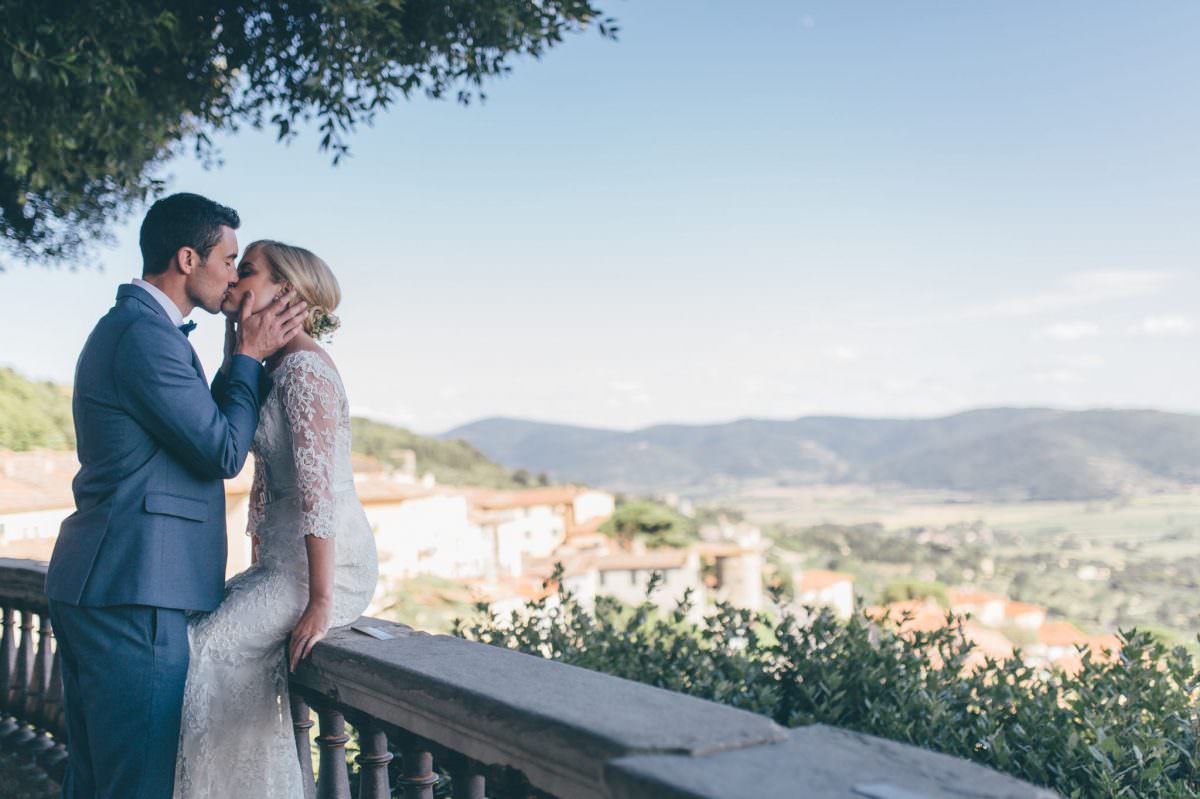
[{"x1": 174, "y1": 240, "x2": 379, "y2": 798}]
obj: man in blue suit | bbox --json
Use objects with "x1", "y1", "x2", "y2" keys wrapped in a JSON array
[{"x1": 45, "y1": 193, "x2": 308, "y2": 798}]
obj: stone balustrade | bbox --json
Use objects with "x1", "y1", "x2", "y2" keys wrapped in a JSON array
[{"x1": 0, "y1": 557, "x2": 1054, "y2": 798}]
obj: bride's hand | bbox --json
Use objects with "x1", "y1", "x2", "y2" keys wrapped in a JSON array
[{"x1": 288, "y1": 598, "x2": 332, "y2": 672}]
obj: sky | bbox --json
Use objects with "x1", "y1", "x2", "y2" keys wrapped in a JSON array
[{"x1": 3, "y1": 1, "x2": 1198, "y2": 433}]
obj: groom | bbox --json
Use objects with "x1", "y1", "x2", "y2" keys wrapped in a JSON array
[{"x1": 45, "y1": 193, "x2": 308, "y2": 798}]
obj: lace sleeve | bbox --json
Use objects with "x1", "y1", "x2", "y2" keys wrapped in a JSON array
[
  {"x1": 279, "y1": 355, "x2": 341, "y2": 539},
  {"x1": 246, "y1": 454, "x2": 265, "y2": 536}
]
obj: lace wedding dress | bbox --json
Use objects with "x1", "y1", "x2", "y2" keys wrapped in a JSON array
[{"x1": 174, "y1": 350, "x2": 379, "y2": 798}]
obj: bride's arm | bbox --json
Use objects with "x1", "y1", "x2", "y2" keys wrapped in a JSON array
[
  {"x1": 280, "y1": 357, "x2": 341, "y2": 671},
  {"x1": 290, "y1": 535, "x2": 334, "y2": 670}
]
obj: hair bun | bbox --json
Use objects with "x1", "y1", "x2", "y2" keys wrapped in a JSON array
[{"x1": 306, "y1": 306, "x2": 341, "y2": 342}]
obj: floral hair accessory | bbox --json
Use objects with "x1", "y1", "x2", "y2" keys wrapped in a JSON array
[{"x1": 308, "y1": 307, "x2": 341, "y2": 342}]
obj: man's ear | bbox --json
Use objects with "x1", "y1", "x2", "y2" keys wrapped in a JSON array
[{"x1": 176, "y1": 246, "x2": 198, "y2": 275}]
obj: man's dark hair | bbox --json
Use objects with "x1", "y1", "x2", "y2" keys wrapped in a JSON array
[{"x1": 139, "y1": 193, "x2": 240, "y2": 275}]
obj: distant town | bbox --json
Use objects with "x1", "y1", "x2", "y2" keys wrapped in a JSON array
[{"x1": 0, "y1": 447, "x2": 1122, "y2": 674}]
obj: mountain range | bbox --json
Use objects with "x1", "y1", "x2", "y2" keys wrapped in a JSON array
[
  {"x1": 7, "y1": 363, "x2": 1195, "y2": 501},
  {"x1": 442, "y1": 409, "x2": 1200, "y2": 500}
]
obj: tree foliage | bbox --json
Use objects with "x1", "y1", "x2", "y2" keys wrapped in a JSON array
[
  {"x1": 598, "y1": 499, "x2": 699, "y2": 548},
  {"x1": 455, "y1": 568, "x2": 1200, "y2": 798},
  {"x1": 0, "y1": 1, "x2": 617, "y2": 263},
  {"x1": 0, "y1": 367, "x2": 74, "y2": 450},
  {"x1": 881, "y1": 578, "x2": 950, "y2": 607}
]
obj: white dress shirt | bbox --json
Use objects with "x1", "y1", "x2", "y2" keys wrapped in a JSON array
[{"x1": 131, "y1": 278, "x2": 186, "y2": 327}]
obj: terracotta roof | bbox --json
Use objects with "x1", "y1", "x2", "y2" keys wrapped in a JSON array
[
  {"x1": 464, "y1": 575, "x2": 554, "y2": 603},
  {"x1": 353, "y1": 476, "x2": 447, "y2": 505},
  {"x1": 962, "y1": 622, "x2": 1015, "y2": 660},
  {"x1": 796, "y1": 570, "x2": 853, "y2": 592},
  {"x1": 463, "y1": 487, "x2": 586, "y2": 511},
  {"x1": 350, "y1": 453, "x2": 389, "y2": 474},
  {"x1": 1087, "y1": 633, "x2": 1122, "y2": 656},
  {"x1": 1038, "y1": 621, "x2": 1088, "y2": 648},
  {"x1": 947, "y1": 588, "x2": 1006, "y2": 606},
  {"x1": 865, "y1": 601, "x2": 1016, "y2": 670},
  {"x1": 896, "y1": 607, "x2": 950, "y2": 634},
  {"x1": 1051, "y1": 635, "x2": 1122, "y2": 676},
  {"x1": 0, "y1": 450, "x2": 79, "y2": 513},
  {"x1": 1004, "y1": 600, "x2": 1046, "y2": 618},
  {"x1": 1053, "y1": 651, "x2": 1087, "y2": 675},
  {"x1": 865, "y1": 600, "x2": 950, "y2": 634}
]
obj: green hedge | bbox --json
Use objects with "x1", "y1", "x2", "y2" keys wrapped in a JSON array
[{"x1": 454, "y1": 568, "x2": 1200, "y2": 798}]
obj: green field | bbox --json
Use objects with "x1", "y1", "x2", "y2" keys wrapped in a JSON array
[{"x1": 714, "y1": 486, "x2": 1200, "y2": 645}]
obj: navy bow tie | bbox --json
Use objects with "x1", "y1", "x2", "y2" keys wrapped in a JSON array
[{"x1": 178, "y1": 320, "x2": 197, "y2": 338}]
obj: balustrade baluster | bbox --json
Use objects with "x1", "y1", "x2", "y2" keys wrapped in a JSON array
[
  {"x1": 0, "y1": 605, "x2": 16, "y2": 738},
  {"x1": 43, "y1": 634, "x2": 64, "y2": 739},
  {"x1": 355, "y1": 724, "x2": 392, "y2": 799},
  {"x1": 315, "y1": 707, "x2": 351, "y2": 799},
  {"x1": 448, "y1": 752, "x2": 486, "y2": 799},
  {"x1": 2, "y1": 607, "x2": 36, "y2": 747},
  {"x1": 21, "y1": 613, "x2": 56, "y2": 773},
  {"x1": 291, "y1": 693, "x2": 317, "y2": 799},
  {"x1": 39, "y1": 628, "x2": 68, "y2": 783},
  {"x1": 24, "y1": 613, "x2": 51, "y2": 724},
  {"x1": 397, "y1": 739, "x2": 439, "y2": 799}
]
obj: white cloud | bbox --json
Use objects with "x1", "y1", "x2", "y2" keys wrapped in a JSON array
[
  {"x1": 608, "y1": 380, "x2": 651, "y2": 405},
  {"x1": 827, "y1": 346, "x2": 860, "y2": 361},
  {"x1": 967, "y1": 270, "x2": 1175, "y2": 320},
  {"x1": 1129, "y1": 315, "x2": 1194, "y2": 336},
  {"x1": 882, "y1": 378, "x2": 918, "y2": 394},
  {"x1": 1041, "y1": 321, "x2": 1100, "y2": 342},
  {"x1": 1063, "y1": 354, "x2": 1106, "y2": 369},
  {"x1": 1033, "y1": 369, "x2": 1078, "y2": 385}
]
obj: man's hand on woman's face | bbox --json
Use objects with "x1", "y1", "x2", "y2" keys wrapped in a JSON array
[{"x1": 235, "y1": 287, "x2": 308, "y2": 361}]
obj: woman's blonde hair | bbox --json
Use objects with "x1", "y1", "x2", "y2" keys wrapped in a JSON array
[{"x1": 246, "y1": 240, "x2": 342, "y2": 341}]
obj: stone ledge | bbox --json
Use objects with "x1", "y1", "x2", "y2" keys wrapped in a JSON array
[
  {"x1": 603, "y1": 724, "x2": 1056, "y2": 799},
  {"x1": 0, "y1": 558, "x2": 49, "y2": 607},
  {"x1": 293, "y1": 618, "x2": 789, "y2": 799},
  {"x1": 0, "y1": 559, "x2": 1057, "y2": 799}
]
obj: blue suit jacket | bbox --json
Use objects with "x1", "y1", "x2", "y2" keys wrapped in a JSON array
[{"x1": 45, "y1": 284, "x2": 266, "y2": 612}]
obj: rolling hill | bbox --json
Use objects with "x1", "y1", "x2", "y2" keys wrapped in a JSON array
[
  {"x1": 443, "y1": 409, "x2": 1200, "y2": 500},
  {"x1": 0, "y1": 368, "x2": 75, "y2": 451},
  {"x1": 0, "y1": 367, "x2": 521, "y2": 488}
]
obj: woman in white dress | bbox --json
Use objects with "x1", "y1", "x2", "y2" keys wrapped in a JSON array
[{"x1": 174, "y1": 241, "x2": 379, "y2": 798}]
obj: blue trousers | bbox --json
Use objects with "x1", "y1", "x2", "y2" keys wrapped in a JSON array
[{"x1": 48, "y1": 601, "x2": 189, "y2": 799}]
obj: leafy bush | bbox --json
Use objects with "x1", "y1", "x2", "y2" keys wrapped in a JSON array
[{"x1": 453, "y1": 567, "x2": 1200, "y2": 798}]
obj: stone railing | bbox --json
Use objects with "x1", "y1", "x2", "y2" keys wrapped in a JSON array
[
  {"x1": 0, "y1": 557, "x2": 1054, "y2": 798},
  {"x1": 0, "y1": 557, "x2": 67, "y2": 794}
]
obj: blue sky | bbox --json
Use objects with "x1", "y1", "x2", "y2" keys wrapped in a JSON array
[{"x1": 3, "y1": 1, "x2": 1198, "y2": 432}]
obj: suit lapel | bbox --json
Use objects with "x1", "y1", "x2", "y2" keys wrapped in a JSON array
[{"x1": 117, "y1": 284, "x2": 207, "y2": 380}]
